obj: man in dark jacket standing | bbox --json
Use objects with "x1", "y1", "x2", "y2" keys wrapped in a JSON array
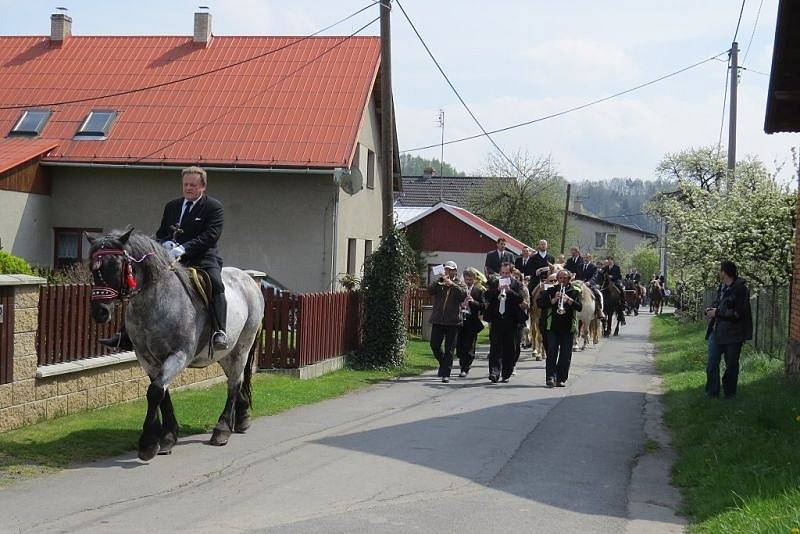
[
  {"x1": 529, "y1": 239, "x2": 555, "y2": 289},
  {"x1": 484, "y1": 262, "x2": 527, "y2": 383},
  {"x1": 538, "y1": 269, "x2": 583, "y2": 387},
  {"x1": 428, "y1": 261, "x2": 467, "y2": 383},
  {"x1": 457, "y1": 268, "x2": 486, "y2": 377},
  {"x1": 514, "y1": 246, "x2": 537, "y2": 280},
  {"x1": 485, "y1": 238, "x2": 514, "y2": 277},
  {"x1": 705, "y1": 261, "x2": 753, "y2": 398}
]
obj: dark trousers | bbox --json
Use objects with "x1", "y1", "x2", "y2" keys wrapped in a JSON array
[
  {"x1": 457, "y1": 323, "x2": 481, "y2": 372},
  {"x1": 203, "y1": 266, "x2": 227, "y2": 332},
  {"x1": 706, "y1": 336, "x2": 743, "y2": 397},
  {"x1": 489, "y1": 317, "x2": 517, "y2": 380},
  {"x1": 431, "y1": 324, "x2": 459, "y2": 378},
  {"x1": 514, "y1": 323, "x2": 525, "y2": 367},
  {"x1": 545, "y1": 330, "x2": 574, "y2": 382}
]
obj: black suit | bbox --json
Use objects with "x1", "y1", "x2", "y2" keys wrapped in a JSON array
[
  {"x1": 484, "y1": 278, "x2": 526, "y2": 381},
  {"x1": 564, "y1": 256, "x2": 585, "y2": 278},
  {"x1": 528, "y1": 252, "x2": 555, "y2": 287},
  {"x1": 155, "y1": 194, "x2": 227, "y2": 332},
  {"x1": 514, "y1": 256, "x2": 537, "y2": 279},
  {"x1": 604, "y1": 264, "x2": 622, "y2": 283},
  {"x1": 581, "y1": 262, "x2": 598, "y2": 283},
  {"x1": 484, "y1": 249, "x2": 514, "y2": 276},
  {"x1": 457, "y1": 285, "x2": 486, "y2": 374}
]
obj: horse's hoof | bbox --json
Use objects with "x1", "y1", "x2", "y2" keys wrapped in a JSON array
[
  {"x1": 235, "y1": 416, "x2": 252, "y2": 434},
  {"x1": 138, "y1": 442, "x2": 160, "y2": 461},
  {"x1": 159, "y1": 433, "x2": 177, "y2": 454},
  {"x1": 209, "y1": 428, "x2": 231, "y2": 446}
]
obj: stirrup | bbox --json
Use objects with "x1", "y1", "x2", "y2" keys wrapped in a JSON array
[
  {"x1": 99, "y1": 332, "x2": 133, "y2": 351},
  {"x1": 212, "y1": 330, "x2": 229, "y2": 350}
]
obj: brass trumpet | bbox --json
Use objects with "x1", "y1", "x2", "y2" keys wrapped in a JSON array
[{"x1": 556, "y1": 283, "x2": 567, "y2": 315}]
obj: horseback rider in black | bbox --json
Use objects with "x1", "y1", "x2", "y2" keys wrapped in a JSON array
[{"x1": 101, "y1": 167, "x2": 229, "y2": 351}]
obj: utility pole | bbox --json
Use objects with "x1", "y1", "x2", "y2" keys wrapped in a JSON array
[
  {"x1": 437, "y1": 109, "x2": 444, "y2": 202},
  {"x1": 727, "y1": 42, "x2": 739, "y2": 174},
  {"x1": 380, "y1": 0, "x2": 394, "y2": 236},
  {"x1": 560, "y1": 183, "x2": 571, "y2": 254}
]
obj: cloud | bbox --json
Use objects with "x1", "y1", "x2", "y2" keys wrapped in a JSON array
[{"x1": 521, "y1": 39, "x2": 639, "y2": 87}]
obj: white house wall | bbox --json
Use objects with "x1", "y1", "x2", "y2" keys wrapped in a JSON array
[
  {"x1": 335, "y1": 96, "x2": 384, "y2": 287},
  {"x1": 0, "y1": 190, "x2": 51, "y2": 266},
  {"x1": 49, "y1": 167, "x2": 336, "y2": 293},
  {"x1": 423, "y1": 251, "x2": 488, "y2": 283},
  {"x1": 570, "y1": 215, "x2": 656, "y2": 256}
]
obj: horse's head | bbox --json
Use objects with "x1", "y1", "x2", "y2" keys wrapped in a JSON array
[{"x1": 86, "y1": 228, "x2": 136, "y2": 323}]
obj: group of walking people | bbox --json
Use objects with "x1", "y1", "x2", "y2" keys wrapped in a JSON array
[{"x1": 428, "y1": 237, "x2": 616, "y2": 387}]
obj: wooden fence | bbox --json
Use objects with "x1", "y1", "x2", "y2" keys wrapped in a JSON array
[
  {"x1": 36, "y1": 284, "x2": 126, "y2": 366},
  {"x1": 34, "y1": 283, "x2": 430, "y2": 371},
  {"x1": 404, "y1": 287, "x2": 432, "y2": 337}
]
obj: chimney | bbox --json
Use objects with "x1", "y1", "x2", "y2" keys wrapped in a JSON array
[
  {"x1": 193, "y1": 9, "x2": 212, "y2": 47},
  {"x1": 422, "y1": 166, "x2": 436, "y2": 179},
  {"x1": 572, "y1": 198, "x2": 584, "y2": 214},
  {"x1": 50, "y1": 12, "x2": 72, "y2": 44}
]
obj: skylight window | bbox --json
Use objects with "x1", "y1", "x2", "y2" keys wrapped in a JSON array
[
  {"x1": 9, "y1": 110, "x2": 51, "y2": 137},
  {"x1": 74, "y1": 110, "x2": 117, "y2": 139}
]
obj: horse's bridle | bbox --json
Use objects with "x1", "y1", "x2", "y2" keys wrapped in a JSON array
[{"x1": 90, "y1": 248, "x2": 153, "y2": 302}]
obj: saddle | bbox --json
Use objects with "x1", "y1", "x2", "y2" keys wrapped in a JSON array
[{"x1": 176, "y1": 267, "x2": 214, "y2": 320}]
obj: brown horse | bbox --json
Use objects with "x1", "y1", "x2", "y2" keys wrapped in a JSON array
[{"x1": 649, "y1": 281, "x2": 665, "y2": 315}]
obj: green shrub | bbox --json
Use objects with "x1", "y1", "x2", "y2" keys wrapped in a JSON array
[
  {"x1": 351, "y1": 227, "x2": 416, "y2": 369},
  {"x1": 0, "y1": 251, "x2": 33, "y2": 275}
]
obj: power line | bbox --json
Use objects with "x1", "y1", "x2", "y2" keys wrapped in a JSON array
[
  {"x1": 732, "y1": 0, "x2": 747, "y2": 43},
  {"x1": 743, "y1": 0, "x2": 765, "y2": 64},
  {"x1": 131, "y1": 16, "x2": 379, "y2": 163},
  {"x1": 0, "y1": 1, "x2": 378, "y2": 111},
  {"x1": 394, "y1": 0, "x2": 528, "y2": 181},
  {"x1": 740, "y1": 65, "x2": 769, "y2": 76},
  {"x1": 401, "y1": 50, "x2": 728, "y2": 153}
]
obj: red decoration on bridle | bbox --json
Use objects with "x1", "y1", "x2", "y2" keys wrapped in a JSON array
[{"x1": 90, "y1": 248, "x2": 153, "y2": 302}]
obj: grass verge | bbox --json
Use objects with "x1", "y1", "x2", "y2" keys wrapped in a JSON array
[
  {"x1": 0, "y1": 339, "x2": 435, "y2": 489},
  {"x1": 651, "y1": 314, "x2": 800, "y2": 533}
]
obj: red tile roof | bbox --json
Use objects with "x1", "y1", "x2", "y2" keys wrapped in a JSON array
[
  {"x1": 0, "y1": 138, "x2": 58, "y2": 174},
  {"x1": 0, "y1": 36, "x2": 381, "y2": 168}
]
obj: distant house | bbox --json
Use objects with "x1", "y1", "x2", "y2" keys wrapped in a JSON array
[
  {"x1": 568, "y1": 206, "x2": 658, "y2": 258},
  {"x1": 395, "y1": 202, "x2": 528, "y2": 283},
  {"x1": 0, "y1": 10, "x2": 399, "y2": 292},
  {"x1": 764, "y1": 0, "x2": 800, "y2": 375},
  {"x1": 396, "y1": 174, "x2": 657, "y2": 256}
]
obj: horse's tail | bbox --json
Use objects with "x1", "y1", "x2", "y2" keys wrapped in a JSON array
[{"x1": 242, "y1": 331, "x2": 258, "y2": 407}]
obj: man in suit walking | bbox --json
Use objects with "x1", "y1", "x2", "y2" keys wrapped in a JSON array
[
  {"x1": 457, "y1": 268, "x2": 486, "y2": 377},
  {"x1": 484, "y1": 237, "x2": 514, "y2": 277},
  {"x1": 484, "y1": 262, "x2": 527, "y2": 383},
  {"x1": 514, "y1": 246, "x2": 537, "y2": 279}
]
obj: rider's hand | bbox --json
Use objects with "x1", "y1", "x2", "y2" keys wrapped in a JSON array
[
  {"x1": 169, "y1": 245, "x2": 185, "y2": 259},
  {"x1": 162, "y1": 240, "x2": 177, "y2": 251}
]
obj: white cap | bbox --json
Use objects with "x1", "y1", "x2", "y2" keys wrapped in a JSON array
[{"x1": 444, "y1": 261, "x2": 458, "y2": 270}]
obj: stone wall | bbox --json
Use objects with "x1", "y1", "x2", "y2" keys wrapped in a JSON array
[{"x1": 0, "y1": 277, "x2": 225, "y2": 433}]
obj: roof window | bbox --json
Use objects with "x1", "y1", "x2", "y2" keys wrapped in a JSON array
[
  {"x1": 74, "y1": 110, "x2": 117, "y2": 139},
  {"x1": 9, "y1": 109, "x2": 51, "y2": 137}
]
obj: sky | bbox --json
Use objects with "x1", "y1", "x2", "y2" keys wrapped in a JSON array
[{"x1": 1, "y1": 0, "x2": 797, "y2": 182}]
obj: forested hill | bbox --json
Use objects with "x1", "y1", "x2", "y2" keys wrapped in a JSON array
[
  {"x1": 400, "y1": 154, "x2": 466, "y2": 177},
  {"x1": 571, "y1": 178, "x2": 674, "y2": 234}
]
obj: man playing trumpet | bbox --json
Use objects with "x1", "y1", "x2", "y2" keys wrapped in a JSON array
[
  {"x1": 427, "y1": 261, "x2": 467, "y2": 383},
  {"x1": 538, "y1": 269, "x2": 583, "y2": 388}
]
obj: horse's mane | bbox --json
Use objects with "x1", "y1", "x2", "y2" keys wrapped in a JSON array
[{"x1": 97, "y1": 230, "x2": 177, "y2": 282}]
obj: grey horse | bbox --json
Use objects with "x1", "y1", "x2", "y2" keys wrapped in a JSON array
[{"x1": 87, "y1": 229, "x2": 264, "y2": 461}]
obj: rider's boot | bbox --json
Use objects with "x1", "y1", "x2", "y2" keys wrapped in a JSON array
[
  {"x1": 99, "y1": 328, "x2": 134, "y2": 351},
  {"x1": 212, "y1": 293, "x2": 229, "y2": 351}
]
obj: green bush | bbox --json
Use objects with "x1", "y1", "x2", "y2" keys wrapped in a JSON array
[
  {"x1": 351, "y1": 227, "x2": 416, "y2": 369},
  {"x1": 0, "y1": 251, "x2": 33, "y2": 275}
]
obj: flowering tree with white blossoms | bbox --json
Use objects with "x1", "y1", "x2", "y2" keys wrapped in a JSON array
[{"x1": 647, "y1": 147, "x2": 795, "y2": 305}]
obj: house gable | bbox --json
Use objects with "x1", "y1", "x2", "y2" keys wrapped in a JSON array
[{"x1": 405, "y1": 209, "x2": 497, "y2": 253}]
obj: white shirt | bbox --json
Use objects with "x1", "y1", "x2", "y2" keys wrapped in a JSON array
[
  {"x1": 178, "y1": 195, "x2": 202, "y2": 225},
  {"x1": 538, "y1": 250, "x2": 547, "y2": 258}
]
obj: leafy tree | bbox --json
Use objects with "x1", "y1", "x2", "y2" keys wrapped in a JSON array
[
  {"x1": 647, "y1": 148, "x2": 795, "y2": 303},
  {"x1": 400, "y1": 154, "x2": 465, "y2": 177},
  {"x1": 351, "y1": 227, "x2": 416, "y2": 369},
  {"x1": 629, "y1": 244, "x2": 660, "y2": 280},
  {"x1": 466, "y1": 149, "x2": 577, "y2": 250}
]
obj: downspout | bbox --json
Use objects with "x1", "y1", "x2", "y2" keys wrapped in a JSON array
[{"x1": 332, "y1": 169, "x2": 343, "y2": 290}]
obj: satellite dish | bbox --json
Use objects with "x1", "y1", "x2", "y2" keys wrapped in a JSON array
[{"x1": 337, "y1": 166, "x2": 363, "y2": 195}]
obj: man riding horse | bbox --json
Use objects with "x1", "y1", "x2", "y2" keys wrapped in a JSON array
[{"x1": 102, "y1": 166, "x2": 229, "y2": 351}]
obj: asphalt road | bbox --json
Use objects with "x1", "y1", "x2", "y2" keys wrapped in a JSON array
[{"x1": 1, "y1": 311, "x2": 683, "y2": 533}]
